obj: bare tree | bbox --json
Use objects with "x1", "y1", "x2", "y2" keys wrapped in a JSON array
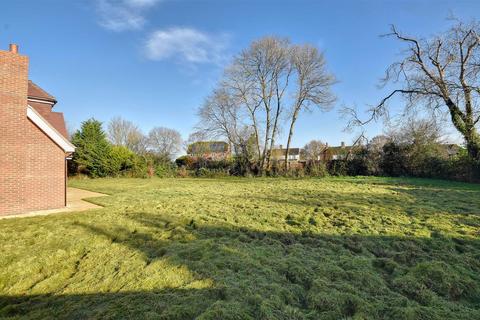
[
  {"x1": 346, "y1": 20, "x2": 480, "y2": 159},
  {"x1": 108, "y1": 116, "x2": 135, "y2": 146},
  {"x1": 108, "y1": 116, "x2": 148, "y2": 154},
  {"x1": 368, "y1": 135, "x2": 389, "y2": 152},
  {"x1": 386, "y1": 117, "x2": 445, "y2": 146},
  {"x1": 284, "y1": 45, "x2": 336, "y2": 168},
  {"x1": 148, "y1": 127, "x2": 182, "y2": 160},
  {"x1": 128, "y1": 131, "x2": 149, "y2": 155},
  {"x1": 195, "y1": 86, "x2": 258, "y2": 160},
  {"x1": 365, "y1": 135, "x2": 389, "y2": 175},
  {"x1": 302, "y1": 139, "x2": 327, "y2": 160},
  {"x1": 197, "y1": 37, "x2": 336, "y2": 174},
  {"x1": 196, "y1": 87, "x2": 239, "y2": 151},
  {"x1": 223, "y1": 63, "x2": 263, "y2": 160},
  {"x1": 224, "y1": 37, "x2": 292, "y2": 171}
]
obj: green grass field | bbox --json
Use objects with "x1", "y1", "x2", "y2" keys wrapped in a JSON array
[{"x1": 1, "y1": 177, "x2": 479, "y2": 319}]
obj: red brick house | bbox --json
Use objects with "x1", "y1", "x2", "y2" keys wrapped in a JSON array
[
  {"x1": 187, "y1": 141, "x2": 231, "y2": 160},
  {"x1": 0, "y1": 44, "x2": 75, "y2": 216}
]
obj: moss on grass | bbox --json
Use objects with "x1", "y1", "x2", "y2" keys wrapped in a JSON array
[{"x1": 0, "y1": 176, "x2": 479, "y2": 319}]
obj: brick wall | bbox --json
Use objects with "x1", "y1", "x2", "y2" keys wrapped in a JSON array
[
  {"x1": 0, "y1": 48, "x2": 29, "y2": 215},
  {"x1": 25, "y1": 119, "x2": 66, "y2": 212},
  {"x1": 0, "y1": 47, "x2": 66, "y2": 216}
]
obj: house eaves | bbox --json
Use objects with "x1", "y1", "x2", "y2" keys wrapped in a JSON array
[{"x1": 27, "y1": 105, "x2": 75, "y2": 153}]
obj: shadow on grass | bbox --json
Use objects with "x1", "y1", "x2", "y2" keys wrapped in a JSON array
[{"x1": 1, "y1": 209, "x2": 479, "y2": 319}]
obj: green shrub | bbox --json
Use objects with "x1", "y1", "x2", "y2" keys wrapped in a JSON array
[
  {"x1": 446, "y1": 156, "x2": 480, "y2": 183},
  {"x1": 230, "y1": 156, "x2": 254, "y2": 176},
  {"x1": 381, "y1": 142, "x2": 409, "y2": 177},
  {"x1": 196, "y1": 167, "x2": 210, "y2": 177},
  {"x1": 175, "y1": 155, "x2": 195, "y2": 169},
  {"x1": 170, "y1": 145, "x2": 480, "y2": 182},
  {"x1": 285, "y1": 167, "x2": 305, "y2": 178},
  {"x1": 108, "y1": 145, "x2": 136, "y2": 176},
  {"x1": 307, "y1": 161, "x2": 328, "y2": 177},
  {"x1": 327, "y1": 160, "x2": 348, "y2": 176},
  {"x1": 176, "y1": 166, "x2": 190, "y2": 178},
  {"x1": 129, "y1": 156, "x2": 149, "y2": 178},
  {"x1": 267, "y1": 161, "x2": 282, "y2": 177},
  {"x1": 155, "y1": 162, "x2": 177, "y2": 178}
]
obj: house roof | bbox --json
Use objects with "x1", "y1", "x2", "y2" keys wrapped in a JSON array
[
  {"x1": 325, "y1": 145, "x2": 352, "y2": 154},
  {"x1": 26, "y1": 81, "x2": 70, "y2": 143},
  {"x1": 44, "y1": 112, "x2": 68, "y2": 138},
  {"x1": 271, "y1": 148, "x2": 301, "y2": 156},
  {"x1": 28, "y1": 101, "x2": 68, "y2": 138},
  {"x1": 188, "y1": 141, "x2": 229, "y2": 154},
  {"x1": 27, "y1": 106, "x2": 75, "y2": 153},
  {"x1": 27, "y1": 80, "x2": 57, "y2": 103}
]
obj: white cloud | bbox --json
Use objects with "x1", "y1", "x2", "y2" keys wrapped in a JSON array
[
  {"x1": 95, "y1": 0, "x2": 162, "y2": 31},
  {"x1": 145, "y1": 27, "x2": 229, "y2": 65}
]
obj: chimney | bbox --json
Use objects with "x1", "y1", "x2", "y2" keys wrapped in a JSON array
[
  {"x1": 0, "y1": 42, "x2": 29, "y2": 214},
  {"x1": 279, "y1": 144, "x2": 283, "y2": 149},
  {"x1": 341, "y1": 141, "x2": 345, "y2": 148},
  {"x1": 9, "y1": 44, "x2": 19, "y2": 54}
]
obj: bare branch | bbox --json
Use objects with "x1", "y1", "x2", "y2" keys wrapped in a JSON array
[{"x1": 349, "y1": 20, "x2": 480, "y2": 159}]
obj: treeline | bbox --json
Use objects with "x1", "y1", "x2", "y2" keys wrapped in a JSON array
[
  {"x1": 68, "y1": 117, "x2": 479, "y2": 183},
  {"x1": 328, "y1": 119, "x2": 480, "y2": 182},
  {"x1": 177, "y1": 118, "x2": 479, "y2": 182},
  {"x1": 68, "y1": 118, "x2": 181, "y2": 178},
  {"x1": 329, "y1": 143, "x2": 480, "y2": 183},
  {"x1": 174, "y1": 141, "x2": 479, "y2": 183}
]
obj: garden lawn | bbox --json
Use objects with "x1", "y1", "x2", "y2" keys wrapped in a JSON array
[{"x1": 1, "y1": 177, "x2": 480, "y2": 319}]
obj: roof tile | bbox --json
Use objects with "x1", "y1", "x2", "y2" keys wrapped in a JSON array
[
  {"x1": 27, "y1": 82, "x2": 67, "y2": 138},
  {"x1": 28, "y1": 80, "x2": 57, "y2": 103}
]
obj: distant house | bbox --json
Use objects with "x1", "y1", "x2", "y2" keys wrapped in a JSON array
[
  {"x1": 270, "y1": 146, "x2": 301, "y2": 162},
  {"x1": 0, "y1": 44, "x2": 75, "y2": 216},
  {"x1": 441, "y1": 144, "x2": 462, "y2": 158},
  {"x1": 188, "y1": 141, "x2": 231, "y2": 160},
  {"x1": 270, "y1": 143, "x2": 348, "y2": 163},
  {"x1": 269, "y1": 142, "x2": 355, "y2": 163},
  {"x1": 322, "y1": 142, "x2": 353, "y2": 160}
]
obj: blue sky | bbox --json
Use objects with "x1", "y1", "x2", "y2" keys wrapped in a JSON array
[{"x1": 1, "y1": 0, "x2": 478, "y2": 147}]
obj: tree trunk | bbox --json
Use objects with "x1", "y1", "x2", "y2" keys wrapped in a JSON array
[
  {"x1": 465, "y1": 129, "x2": 480, "y2": 160},
  {"x1": 252, "y1": 118, "x2": 261, "y2": 161},
  {"x1": 446, "y1": 99, "x2": 480, "y2": 160},
  {"x1": 260, "y1": 108, "x2": 271, "y2": 174},
  {"x1": 267, "y1": 100, "x2": 282, "y2": 170},
  {"x1": 284, "y1": 113, "x2": 298, "y2": 170},
  {"x1": 248, "y1": 110, "x2": 262, "y2": 173},
  {"x1": 261, "y1": 123, "x2": 270, "y2": 172}
]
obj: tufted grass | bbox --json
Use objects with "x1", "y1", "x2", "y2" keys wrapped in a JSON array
[{"x1": 0, "y1": 176, "x2": 479, "y2": 319}]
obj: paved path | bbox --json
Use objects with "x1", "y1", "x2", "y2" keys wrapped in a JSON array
[{"x1": 0, "y1": 187, "x2": 107, "y2": 219}]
